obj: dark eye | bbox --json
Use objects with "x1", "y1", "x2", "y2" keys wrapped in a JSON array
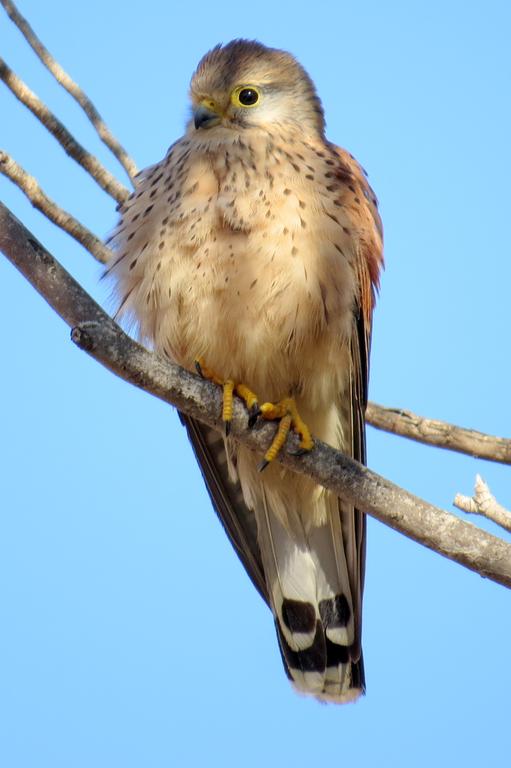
[{"x1": 238, "y1": 88, "x2": 259, "y2": 106}]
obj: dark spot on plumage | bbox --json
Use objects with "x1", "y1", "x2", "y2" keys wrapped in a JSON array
[
  {"x1": 196, "y1": 261, "x2": 201, "y2": 269},
  {"x1": 325, "y1": 639, "x2": 350, "y2": 665},
  {"x1": 305, "y1": 174, "x2": 314, "y2": 181},
  {"x1": 315, "y1": 150, "x2": 325, "y2": 158},
  {"x1": 300, "y1": 217, "x2": 306, "y2": 229},
  {"x1": 319, "y1": 280, "x2": 329, "y2": 322},
  {"x1": 127, "y1": 232, "x2": 135, "y2": 241},
  {"x1": 225, "y1": 276, "x2": 229, "y2": 283},
  {"x1": 129, "y1": 258, "x2": 137, "y2": 270},
  {"x1": 319, "y1": 594, "x2": 351, "y2": 628},
  {"x1": 158, "y1": 242, "x2": 165, "y2": 250},
  {"x1": 132, "y1": 213, "x2": 140, "y2": 222},
  {"x1": 150, "y1": 173, "x2": 164, "y2": 187},
  {"x1": 326, "y1": 212, "x2": 340, "y2": 225},
  {"x1": 144, "y1": 205, "x2": 154, "y2": 216},
  {"x1": 334, "y1": 199, "x2": 343, "y2": 208},
  {"x1": 283, "y1": 188, "x2": 291, "y2": 195},
  {"x1": 250, "y1": 278, "x2": 258, "y2": 289},
  {"x1": 282, "y1": 599, "x2": 316, "y2": 634},
  {"x1": 325, "y1": 158, "x2": 335, "y2": 166},
  {"x1": 265, "y1": 210, "x2": 271, "y2": 218},
  {"x1": 354, "y1": 197, "x2": 361, "y2": 205},
  {"x1": 283, "y1": 227, "x2": 289, "y2": 235},
  {"x1": 136, "y1": 190, "x2": 144, "y2": 198},
  {"x1": 141, "y1": 242, "x2": 148, "y2": 252},
  {"x1": 292, "y1": 246, "x2": 298, "y2": 256},
  {"x1": 343, "y1": 226, "x2": 351, "y2": 235},
  {"x1": 327, "y1": 184, "x2": 340, "y2": 192},
  {"x1": 298, "y1": 200, "x2": 306, "y2": 209},
  {"x1": 277, "y1": 620, "x2": 326, "y2": 674},
  {"x1": 291, "y1": 162, "x2": 300, "y2": 172},
  {"x1": 325, "y1": 171, "x2": 334, "y2": 178}
]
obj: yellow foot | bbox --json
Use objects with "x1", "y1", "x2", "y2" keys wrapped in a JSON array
[
  {"x1": 194, "y1": 358, "x2": 260, "y2": 436},
  {"x1": 194, "y1": 359, "x2": 314, "y2": 468},
  {"x1": 257, "y1": 397, "x2": 314, "y2": 472}
]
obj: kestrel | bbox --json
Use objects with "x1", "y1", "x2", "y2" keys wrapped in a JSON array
[{"x1": 107, "y1": 40, "x2": 383, "y2": 703}]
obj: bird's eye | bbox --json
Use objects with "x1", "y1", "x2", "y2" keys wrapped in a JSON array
[{"x1": 231, "y1": 86, "x2": 261, "y2": 108}]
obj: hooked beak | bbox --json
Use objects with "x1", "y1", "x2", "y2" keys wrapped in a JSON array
[{"x1": 194, "y1": 101, "x2": 222, "y2": 130}]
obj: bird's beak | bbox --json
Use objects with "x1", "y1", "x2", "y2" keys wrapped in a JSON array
[{"x1": 194, "y1": 100, "x2": 222, "y2": 130}]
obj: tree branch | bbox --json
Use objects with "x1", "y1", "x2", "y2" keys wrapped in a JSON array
[
  {"x1": 0, "y1": 58, "x2": 130, "y2": 204},
  {"x1": 455, "y1": 475, "x2": 511, "y2": 534},
  {"x1": 0, "y1": 0, "x2": 138, "y2": 182},
  {"x1": 0, "y1": 150, "x2": 112, "y2": 264},
  {"x1": 366, "y1": 402, "x2": 511, "y2": 465},
  {"x1": 1, "y1": 200, "x2": 510, "y2": 590}
]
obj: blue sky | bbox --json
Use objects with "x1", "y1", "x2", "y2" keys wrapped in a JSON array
[{"x1": 1, "y1": 1, "x2": 510, "y2": 766}]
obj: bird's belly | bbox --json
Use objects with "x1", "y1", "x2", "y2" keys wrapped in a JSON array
[{"x1": 154, "y1": 232, "x2": 353, "y2": 406}]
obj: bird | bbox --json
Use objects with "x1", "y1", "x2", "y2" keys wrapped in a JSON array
[{"x1": 106, "y1": 39, "x2": 383, "y2": 703}]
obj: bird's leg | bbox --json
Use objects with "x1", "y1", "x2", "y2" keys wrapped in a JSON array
[
  {"x1": 257, "y1": 397, "x2": 314, "y2": 471},
  {"x1": 195, "y1": 358, "x2": 260, "y2": 436}
]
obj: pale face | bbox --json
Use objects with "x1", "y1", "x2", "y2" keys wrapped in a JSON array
[{"x1": 187, "y1": 40, "x2": 325, "y2": 135}]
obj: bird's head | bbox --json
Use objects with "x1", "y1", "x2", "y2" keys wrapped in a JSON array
[{"x1": 188, "y1": 39, "x2": 325, "y2": 137}]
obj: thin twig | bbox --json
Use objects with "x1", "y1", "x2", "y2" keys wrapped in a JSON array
[
  {"x1": 0, "y1": 0, "x2": 138, "y2": 182},
  {"x1": 366, "y1": 402, "x2": 511, "y2": 465},
  {"x1": 1, "y1": 201, "x2": 510, "y2": 590},
  {"x1": 0, "y1": 151, "x2": 112, "y2": 264},
  {"x1": 455, "y1": 475, "x2": 511, "y2": 534},
  {"x1": 0, "y1": 58, "x2": 130, "y2": 205}
]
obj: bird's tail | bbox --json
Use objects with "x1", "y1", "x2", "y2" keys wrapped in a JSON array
[{"x1": 255, "y1": 486, "x2": 364, "y2": 703}]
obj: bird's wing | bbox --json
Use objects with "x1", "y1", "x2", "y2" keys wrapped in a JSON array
[
  {"x1": 332, "y1": 143, "x2": 383, "y2": 659},
  {"x1": 179, "y1": 414, "x2": 269, "y2": 604}
]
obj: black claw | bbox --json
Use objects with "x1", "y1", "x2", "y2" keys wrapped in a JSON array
[
  {"x1": 288, "y1": 447, "x2": 308, "y2": 457},
  {"x1": 248, "y1": 404, "x2": 261, "y2": 428},
  {"x1": 194, "y1": 360, "x2": 204, "y2": 378},
  {"x1": 224, "y1": 420, "x2": 231, "y2": 437},
  {"x1": 258, "y1": 458, "x2": 270, "y2": 472}
]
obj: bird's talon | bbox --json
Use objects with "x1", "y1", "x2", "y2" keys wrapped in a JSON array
[
  {"x1": 248, "y1": 403, "x2": 261, "y2": 428},
  {"x1": 258, "y1": 459, "x2": 270, "y2": 473},
  {"x1": 194, "y1": 359, "x2": 204, "y2": 378},
  {"x1": 288, "y1": 447, "x2": 308, "y2": 457}
]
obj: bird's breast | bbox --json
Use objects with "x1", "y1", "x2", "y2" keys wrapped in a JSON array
[{"x1": 110, "y1": 133, "x2": 358, "y2": 401}]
